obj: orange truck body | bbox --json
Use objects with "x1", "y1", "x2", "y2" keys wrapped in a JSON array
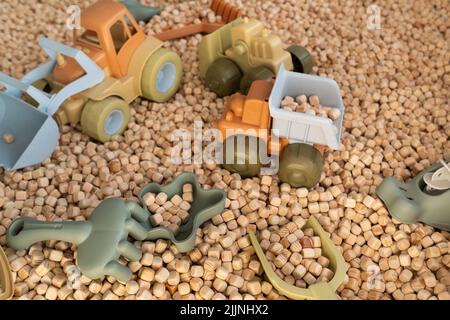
[{"x1": 217, "y1": 80, "x2": 289, "y2": 155}]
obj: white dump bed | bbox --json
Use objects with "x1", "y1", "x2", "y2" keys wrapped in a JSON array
[{"x1": 268, "y1": 65, "x2": 345, "y2": 150}]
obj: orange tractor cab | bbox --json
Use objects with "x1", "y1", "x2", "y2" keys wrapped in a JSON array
[{"x1": 58, "y1": 1, "x2": 147, "y2": 82}]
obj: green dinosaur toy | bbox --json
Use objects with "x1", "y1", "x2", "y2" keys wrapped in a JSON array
[
  {"x1": 7, "y1": 173, "x2": 226, "y2": 281},
  {"x1": 8, "y1": 199, "x2": 148, "y2": 281}
]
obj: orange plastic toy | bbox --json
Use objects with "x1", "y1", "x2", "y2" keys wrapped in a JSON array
[
  {"x1": 154, "y1": 0, "x2": 241, "y2": 41},
  {"x1": 217, "y1": 80, "x2": 327, "y2": 188},
  {"x1": 0, "y1": 0, "x2": 184, "y2": 171}
]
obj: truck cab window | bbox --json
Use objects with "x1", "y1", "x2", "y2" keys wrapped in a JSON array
[
  {"x1": 78, "y1": 30, "x2": 101, "y2": 49},
  {"x1": 124, "y1": 15, "x2": 137, "y2": 36},
  {"x1": 110, "y1": 20, "x2": 129, "y2": 52}
]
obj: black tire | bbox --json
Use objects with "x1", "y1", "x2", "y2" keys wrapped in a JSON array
[
  {"x1": 205, "y1": 58, "x2": 242, "y2": 97},
  {"x1": 222, "y1": 135, "x2": 264, "y2": 178},
  {"x1": 279, "y1": 143, "x2": 323, "y2": 188},
  {"x1": 285, "y1": 45, "x2": 315, "y2": 74},
  {"x1": 240, "y1": 66, "x2": 274, "y2": 95}
]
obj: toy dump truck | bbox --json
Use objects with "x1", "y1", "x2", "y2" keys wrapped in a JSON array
[
  {"x1": 217, "y1": 65, "x2": 345, "y2": 188},
  {"x1": 199, "y1": 17, "x2": 314, "y2": 97},
  {"x1": 0, "y1": 0, "x2": 182, "y2": 171}
]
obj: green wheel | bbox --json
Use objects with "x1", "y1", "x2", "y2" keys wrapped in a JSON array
[
  {"x1": 222, "y1": 135, "x2": 264, "y2": 178},
  {"x1": 80, "y1": 97, "x2": 130, "y2": 143},
  {"x1": 279, "y1": 143, "x2": 323, "y2": 188},
  {"x1": 240, "y1": 66, "x2": 274, "y2": 95},
  {"x1": 141, "y1": 48, "x2": 182, "y2": 102},
  {"x1": 285, "y1": 45, "x2": 314, "y2": 74},
  {"x1": 205, "y1": 58, "x2": 242, "y2": 97}
]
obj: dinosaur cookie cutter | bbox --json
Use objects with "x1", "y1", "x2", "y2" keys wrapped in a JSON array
[
  {"x1": 249, "y1": 216, "x2": 348, "y2": 300},
  {"x1": 0, "y1": 246, "x2": 14, "y2": 300},
  {"x1": 7, "y1": 172, "x2": 226, "y2": 281},
  {"x1": 138, "y1": 172, "x2": 226, "y2": 253},
  {"x1": 376, "y1": 161, "x2": 450, "y2": 231}
]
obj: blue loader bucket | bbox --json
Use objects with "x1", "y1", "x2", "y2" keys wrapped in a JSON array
[{"x1": 0, "y1": 92, "x2": 59, "y2": 171}]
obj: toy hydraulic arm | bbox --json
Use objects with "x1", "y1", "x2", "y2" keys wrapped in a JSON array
[{"x1": 0, "y1": 37, "x2": 105, "y2": 116}]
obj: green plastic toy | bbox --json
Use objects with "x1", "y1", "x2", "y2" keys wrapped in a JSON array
[
  {"x1": 249, "y1": 216, "x2": 348, "y2": 300},
  {"x1": 0, "y1": 246, "x2": 14, "y2": 300},
  {"x1": 7, "y1": 199, "x2": 149, "y2": 282},
  {"x1": 7, "y1": 173, "x2": 226, "y2": 281},
  {"x1": 139, "y1": 172, "x2": 226, "y2": 253},
  {"x1": 376, "y1": 161, "x2": 450, "y2": 231}
]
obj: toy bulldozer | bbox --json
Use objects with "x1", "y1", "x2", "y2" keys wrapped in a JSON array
[
  {"x1": 152, "y1": 0, "x2": 311, "y2": 98},
  {"x1": 199, "y1": 16, "x2": 315, "y2": 97},
  {"x1": 217, "y1": 65, "x2": 345, "y2": 188},
  {"x1": 0, "y1": 0, "x2": 182, "y2": 171}
]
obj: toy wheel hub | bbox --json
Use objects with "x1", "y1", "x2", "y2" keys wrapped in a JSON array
[
  {"x1": 104, "y1": 110, "x2": 124, "y2": 135},
  {"x1": 156, "y1": 62, "x2": 177, "y2": 93}
]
